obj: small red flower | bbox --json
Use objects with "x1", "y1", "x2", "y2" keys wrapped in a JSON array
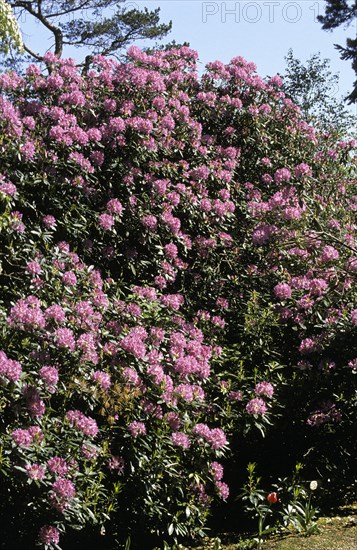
[{"x1": 267, "y1": 492, "x2": 278, "y2": 504}]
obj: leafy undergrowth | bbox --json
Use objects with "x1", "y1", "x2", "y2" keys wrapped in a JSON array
[{"x1": 171, "y1": 504, "x2": 357, "y2": 550}]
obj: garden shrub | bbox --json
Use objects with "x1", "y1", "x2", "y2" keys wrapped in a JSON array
[{"x1": 0, "y1": 46, "x2": 355, "y2": 547}]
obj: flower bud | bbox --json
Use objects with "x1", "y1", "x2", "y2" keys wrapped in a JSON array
[{"x1": 267, "y1": 492, "x2": 278, "y2": 504}]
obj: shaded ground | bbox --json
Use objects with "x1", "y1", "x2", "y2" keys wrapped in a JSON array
[{"x1": 174, "y1": 504, "x2": 357, "y2": 550}]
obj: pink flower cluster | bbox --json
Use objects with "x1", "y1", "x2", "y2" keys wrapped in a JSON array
[
  {"x1": 274, "y1": 283, "x2": 292, "y2": 300},
  {"x1": 50, "y1": 477, "x2": 76, "y2": 512},
  {"x1": 26, "y1": 463, "x2": 46, "y2": 480},
  {"x1": 255, "y1": 382, "x2": 274, "y2": 398},
  {"x1": 307, "y1": 402, "x2": 342, "y2": 427},
  {"x1": 0, "y1": 351, "x2": 22, "y2": 382},
  {"x1": 39, "y1": 525, "x2": 60, "y2": 546},
  {"x1": 7, "y1": 296, "x2": 45, "y2": 331},
  {"x1": 66, "y1": 409, "x2": 99, "y2": 437},
  {"x1": 171, "y1": 431, "x2": 191, "y2": 449},
  {"x1": 128, "y1": 420, "x2": 146, "y2": 438},
  {"x1": 92, "y1": 370, "x2": 111, "y2": 390},
  {"x1": 11, "y1": 426, "x2": 43, "y2": 447},
  {"x1": 246, "y1": 398, "x2": 268, "y2": 415},
  {"x1": 192, "y1": 423, "x2": 227, "y2": 449},
  {"x1": 39, "y1": 366, "x2": 59, "y2": 392}
]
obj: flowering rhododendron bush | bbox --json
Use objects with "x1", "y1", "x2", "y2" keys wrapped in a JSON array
[{"x1": 0, "y1": 46, "x2": 356, "y2": 547}]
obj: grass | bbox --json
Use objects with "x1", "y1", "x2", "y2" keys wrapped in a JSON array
[
  {"x1": 261, "y1": 511, "x2": 357, "y2": 550},
  {"x1": 175, "y1": 504, "x2": 357, "y2": 550}
]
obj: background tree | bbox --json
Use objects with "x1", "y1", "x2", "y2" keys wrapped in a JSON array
[
  {"x1": 281, "y1": 49, "x2": 355, "y2": 134},
  {"x1": 2, "y1": 0, "x2": 171, "y2": 70},
  {"x1": 0, "y1": 0, "x2": 23, "y2": 53},
  {"x1": 317, "y1": 0, "x2": 357, "y2": 103}
]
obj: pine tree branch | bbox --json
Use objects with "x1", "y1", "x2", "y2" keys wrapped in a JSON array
[
  {"x1": 23, "y1": 41, "x2": 42, "y2": 61},
  {"x1": 9, "y1": 0, "x2": 63, "y2": 57}
]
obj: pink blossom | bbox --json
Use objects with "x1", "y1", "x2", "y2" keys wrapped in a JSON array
[
  {"x1": 47, "y1": 457, "x2": 69, "y2": 476},
  {"x1": 120, "y1": 331, "x2": 147, "y2": 359},
  {"x1": 87, "y1": 127, "x2": 102, "y2": 142},
  {"x1": 142, "y1": 214, "x2": 158, "y2": 231},
  {"x1": 273, "y1": 283, "x2": 292, "y2": 300},
  {"x1": 66, "y1": 410, "x2": 99, "y2": 437},
  {"x1": 294, "y1": 162, "x2": 312, "y2": 177},
  {"x1": 255, "y1": 382, "x2": 274, "y2": 398},
  {"x1": 91, "y1": 370, "x2": 111, "y2": 390},
  {"x1": 90, "y1": 150, "x2": 105, "y2": 165},
  {"x1": 134, "y1": 286, "x2": 158, "y2": 302},
  {"x1": 126, "y1": 303, "x2": 142, "y2": 317},
  {"x1": 307, "y1": 401, "x2": 342, "y2": 427},
  {"x1": 164, "y1": 243, "x2": 178, "y2": 259},
  {"x1": 192, "y1": 423, "x2": 227, "y2": 449},
  {"x1": 44, "y1": 304, "x2": 66, "y2": 323},
  {"x1": 52, "y1": 477, "x2": 75, "y2": 499},
  {"x1": 211, "y1": 315, "x2": 226, "y2": 328},
  {"x1": 24, "y1": 385, "x2": 46, "y2": 417},
  {"x1": 319, "y1": 245, "x2": 339, "y2": 263},
  {"x1": 309, "y1": 278, "x2": 328, "y2": 296},
  {"x1": 0, "y1": 351, "x2": 22, "y2": 382},
  {"x1": 42, "y1": 215, "x2": 56, "y2": 228},
  {"x1": 283, "y1": 206, "x2": 302, "y2": 220},
  {"x1": 160, "y1": 294, "x2": 184, "y2": 310},
  {"x1": 262, "y1": 173, "x2": 273, "y2": 184},
  {"x1": 128, "y1": 421, "x2": 146, "y2": 438},
  {"x1": 106, "y1": 198, "x2": 123, "y2": 215},
  {"x1": 103, "y1": 98, "x2": 117, "y2": 112},
  {"x1": 81, "y1": 443, "x2": 98, "y2": 459},
  {"x1": 274, "y1": 167, "x2": 291, "y2": 183},
  {"x1": 39, "y1": 366, "x2": 59, "y2": 391},
  {"x1": 210, "y1": 428, "x2": 228, "y2": 449},
  {"x1": 351, "y1": 309, "x2": 357, "y2": 326},
  {"x1": 171, "y1": 432, "x2": 191, "y2": 449},
  {"x1": 12, "y1": 426, "x2": 43, "y2": 447},
  {"x1": 246, "y1": 397, "x2": 267, "y2": 415},
  {"x1": 299, "y1": 337, "x2": 318, "y2": 355},
  {"x1": 216, "y1": 297, "x2": 229, "y2": 309},
  {"x1": 26, "y1": 261, "x2": 42, "y2": 276},
  {"x1": 0, "y1": 181, "x2": 17, "y2": 196},
  {"x1": 252, "y1": 224, "x2": 276, "y2": 245},
  {"x1": 26, "y1": 463, "x2": 46, "y2": 480},
  {"x1": 200, "y1": 198, "x2": 212, "y2": 212},
  {"x1": 211, "y1": 461, "x2": 224, "y2": 481},
  {"x1": 269, "y1": 75, "x2": 283, "y2": 86},
  {"x1": 153, "y1": 179, "x2": 168, "y2": 194},
  {"x1": 99, "y1": 213, "x2": 115, "y2": 231},
  {"x1": 108, "y1": 455, "x2": 125, "y2": 472},
  {"x1": 216, "y1": 481, "x2": 230, "y2": 500},
  {"x1": 346, "y1": 257, "x2": 357, "y2": 272},
  {"x1": 62, "y1": 271, "x2": 77, "y2": 286},
  {"x1": 54, "y1": 328, "x2": 76, "y2": 351},
  {"x1": 59, "y1": 90, "x2": 86, "y2": 107},
  {"x1": 122, "y1": 367, "x2": 142, "y2": 388},
  {"x1": 228, "y1": 390, "x2": 243, "y2": 401},
  {"x1": 7, "y1": 297, "x2": 45, "y2": 331},
  {"x1": 39, "y1": 526, "x2": 60, "y2": 546},
  {"x1": 10, "y1": 210, "x2": 25, "y2": 233},
  {"x1": 152, "y1": 96, "x2": 165, "y2": 110}
]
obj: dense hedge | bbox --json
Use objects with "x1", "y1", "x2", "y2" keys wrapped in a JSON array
[{"x1": 0, "y1": 47, "x2": 356, "y2": 548}]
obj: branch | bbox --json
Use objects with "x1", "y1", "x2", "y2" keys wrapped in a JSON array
[
  {"x1": 10, "y1": 0, "x2": 63, "y2": 57},
  {"x1": 45, "y1": 1, "x2": 94, "y2": 19},
  {"x1": 23, "y1": 41, "x2": 43, "y2": 61},
  {"x1": 100, "y1": 29, "x2": 137, "y2": 57}
]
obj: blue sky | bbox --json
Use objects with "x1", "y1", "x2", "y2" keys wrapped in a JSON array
[{"x1": 17, "y1": 0, "x2": 357, "y2": 113}]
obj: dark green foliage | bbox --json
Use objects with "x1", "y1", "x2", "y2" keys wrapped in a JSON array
[
  {"x1": 3, "y1": 0, "x2": 172, "y2": 70},
  {"x1": 281, "y1": 49, "x2": 355, "y2": 134},
  {"x1": 317, "y1": 0, "x2": 357, "y2": 103}
]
